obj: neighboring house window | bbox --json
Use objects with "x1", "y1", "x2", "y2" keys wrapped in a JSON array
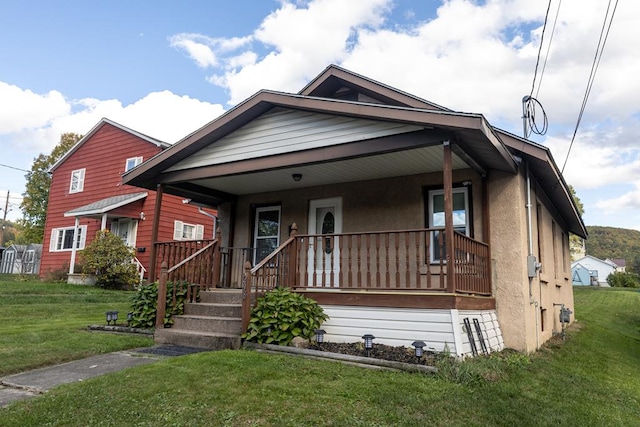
[
  {"x1": 426, "y1": 187, "x2": 470, "y2": 262},
  {"x1": 125, "y1": 157, "x2": 143, "y2": 172},
  {"x1": 253, "y1": 206, "x2": 281, "y2": 265},
  {"x1": 173, "y1": 221, "x2": 204, "y2": 241},
  {"x1": 69, "y1": 168, "x2": 85, "y2": 193},
  {"x1": 49, "y1": 225, "x2": 88, "y2": 252}
]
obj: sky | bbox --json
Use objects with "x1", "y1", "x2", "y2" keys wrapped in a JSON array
[{"x1": 0, "y1": 0, "x2": 638, "y2": 232}]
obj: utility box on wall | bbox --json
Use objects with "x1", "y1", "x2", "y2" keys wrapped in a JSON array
[{"x1": 559, "y1": 307, "x2": 572, "y2": 323}]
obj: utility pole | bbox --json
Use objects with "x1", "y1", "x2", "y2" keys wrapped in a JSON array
[{"x1": 0, "y1": 190, "x2": 9, "y2": 247}]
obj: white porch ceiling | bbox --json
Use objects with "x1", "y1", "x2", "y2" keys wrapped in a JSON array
[{"x1": 193, "y1": 144, "x2": 466, "y2": 195}]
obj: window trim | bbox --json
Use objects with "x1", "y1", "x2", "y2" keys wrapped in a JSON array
[
  {"x1": 69, "y1": 168, "x2": 86, "y2": 193},
  {"x1": 173, "y1": 220, "x2": 204, "y2": 241},
  {"x1": 49, "y1": 225, "x2": 88, "y2": 252},
  {"x1": 125, "y1": 156, "x2": 143, "y2": 172}
]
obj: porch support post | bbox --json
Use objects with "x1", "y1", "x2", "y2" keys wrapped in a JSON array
[
  {"x1": 443, "y1": 140, "x2": 456, "y2": 293},
  {"x1": 482, "y1": 175, "x2": 492, "y2": 289},
  {"x1": 68, "y1": 216, "x2": 80, "y2": 275},
  {"x1": 100, "y1": 214, "x2": 108, "y2": 230},
  {"x1": 148, "y1": 184, "x2": 164, "y2": 283},
  {"x1": 211, "y1": 228, "x2": 222, "y2": 288}
]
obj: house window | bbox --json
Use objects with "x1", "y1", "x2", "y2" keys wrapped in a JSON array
[
  {"x1": 253, "y1": 206, "x2": 281, "y2": 265},
  {"x1": 69, "y1": 168, "x2": 85, "y2": 193},
  {"x1": 173, "y1": 221, "x2": 204, "y2": 241},
  {"x1": 49, "y1": 225, "x2": 88, "y2": 252},
  {"x1": 426, "y1": 187, "x2": 470, "y2": 262},
  {"x1": 125, "y1": 157, "x2": 143, "y2": 172}
]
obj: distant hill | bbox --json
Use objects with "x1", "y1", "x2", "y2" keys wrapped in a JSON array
[{"x1": 585, "y1": 226, "x2": 640, "y2": 272}]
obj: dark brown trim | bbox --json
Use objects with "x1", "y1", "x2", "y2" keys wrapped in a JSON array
[
  {"x1": 157, "y1": 129, "x2": 451, "y2": 183},
  {"x1": 148, "y1": 183, "x2": 163, "y2": 283},
  {"x1": 443, "y1": 141, "x2": 455, "y2": 293},
  {"x1": 299, "y1": 290, "x2": 496, "y2": 310}
]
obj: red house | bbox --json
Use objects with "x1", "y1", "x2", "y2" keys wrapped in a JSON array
[{"x1": 40, "y1": 118, "x2": 217, "y2": 282}]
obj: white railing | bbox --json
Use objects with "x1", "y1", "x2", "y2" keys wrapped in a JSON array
[{"x1": 132, "y1": 257, "x2": 147, "y2": 282}]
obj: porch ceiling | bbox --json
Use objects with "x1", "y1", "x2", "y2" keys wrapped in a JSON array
[{"x1": 190, "y1": 144, "x2": 467, "y2": 196}]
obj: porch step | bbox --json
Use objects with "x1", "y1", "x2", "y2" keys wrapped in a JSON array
[
  {"x1": 172, "y1": 315, "x2": 242, "y2": 334},
  {"x1": 154, "y1": 288, "x2": 244, "y2": 351},
  {"x1": 198, "y1": 289, "x2": 243, "y2": 304},
  {"x1": 154, "y1": 329, "x2": 242, "y2": 350},
  {"x1": 185, "y1": 302, "x2": 242, "y2": 318}
]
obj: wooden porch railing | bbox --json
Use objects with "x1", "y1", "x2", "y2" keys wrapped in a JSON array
[
  {"x1": 241, "y1": 224, "x2": 491, "y2": 330},
  {"x1": 155, "y1": 233, "x2": 222, "y2": 328}
]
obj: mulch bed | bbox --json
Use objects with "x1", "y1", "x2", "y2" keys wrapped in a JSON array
[{"x1": 307, "y1": 342, "x2": 441, "y2": 366}]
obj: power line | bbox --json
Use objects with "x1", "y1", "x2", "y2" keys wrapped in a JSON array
[
  {"x1": 535, "y1": 0, "x2": 563, "y2": 99},
  {"x1": 529, "y1": 0, "x2": 553, "y2": 98},
  {"x1": 561, "y1": 0, "x2": 619, "y2": 173},
  {"x1": 0, "y1": 163, "x2": 29, "y2": 173}
]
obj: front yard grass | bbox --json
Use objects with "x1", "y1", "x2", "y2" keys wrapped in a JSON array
[
  {"x1": 0, "y1": 278, "x2": 153, "y2": 376},
  {"x1": 1, "y1": 283, "x2": 639, "y2": 426}
]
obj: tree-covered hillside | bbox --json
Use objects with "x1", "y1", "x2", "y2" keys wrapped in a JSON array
[{"x1": 585, "y1": 226, "x2": 640, "y2": 272}]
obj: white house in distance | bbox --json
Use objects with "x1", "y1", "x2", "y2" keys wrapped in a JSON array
[{"x1": 571, "y1": 255, "x2": 617, "y2": 286}]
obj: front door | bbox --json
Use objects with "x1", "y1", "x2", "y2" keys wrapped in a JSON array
[
  {"x1": 307, "y1": 197, "x2": 342, "y2": 286},
  {"x1": 111, "y1": 219, "x2": 138, "y2": 247}
]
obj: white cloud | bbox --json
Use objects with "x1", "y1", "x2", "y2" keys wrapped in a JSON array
[{"x1": 0, "y1": 86, "x2": 225, "y2": 153}]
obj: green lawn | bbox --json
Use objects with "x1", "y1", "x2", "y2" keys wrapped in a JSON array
[
  {"x1": 2, "y1": 283, "x2": 639, "y2": 426},
  {"x1": 0, "y1": 278, "x2": 153, "y2": 376}
]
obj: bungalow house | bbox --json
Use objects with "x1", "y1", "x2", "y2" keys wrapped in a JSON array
[
  {"x1": 123, "y1": 65, "x2": 586, "y2": 355},
  {"x1": 40, "y1": 118, "x2": 217, "y2": 282}
]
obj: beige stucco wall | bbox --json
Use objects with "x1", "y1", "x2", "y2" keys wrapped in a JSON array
[{"x1": 488, "y1": 166, "x2": 574, "y2": 353}]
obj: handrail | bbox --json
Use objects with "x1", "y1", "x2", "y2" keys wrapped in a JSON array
[
  {"x1": 250, "y1": 236, "x2": 296, "y2": 274},
  {"x1": 168, "y1": 239, "x2": 218, "y2": 274}
]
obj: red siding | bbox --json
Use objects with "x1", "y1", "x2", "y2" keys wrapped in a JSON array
[{"x1": 40, "y1": 122, "x2": 216, "y2": 279}]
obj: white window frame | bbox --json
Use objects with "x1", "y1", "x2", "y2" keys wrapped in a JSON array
[
  {"x1": 49, "y1": 225, "x2": 88, "y2": 252},
  {"x1": 125, "y1": 157, "x2": 143, "y2": 172},
  {"x1": 69, "y1": 168, "x2": 86, "y2": 193},
  {"x1": 173, "y1": 220, "x2": 204, "y2": 241},
  {"x1": 428, "y1": 187, "x2": 470, "y2": 263},
  {"x1": 253, "y1": 206, "x2": 281, "y2": 265}
]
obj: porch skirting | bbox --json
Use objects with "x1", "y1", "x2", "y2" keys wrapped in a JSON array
[{"x1": 318, "y1": 305, "x2": 504, "y2": 357}]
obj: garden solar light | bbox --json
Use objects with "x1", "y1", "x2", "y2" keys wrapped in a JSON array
[
  {"x1": 362, "y1": 334, "x2": 375, "y2": 357},
  {"x1": 315, "y1": 329, "x2": 326, "y2": 344},
  {"x1": 105, "y1": 310, "x2": 119, "y2": 325},
  {"x1": 127, "y1": 312, "x2": 133, "y2": 325},
  {"x1": 412, "y1": 340, "x2": 426, "y2": 362}
]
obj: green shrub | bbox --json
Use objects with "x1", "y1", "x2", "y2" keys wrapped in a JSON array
[
  {"x1": 242, "y1": 287, "x2": 328, "y2": 345},
  {"x1": 80, "y1": 230, "x2": 140, "y2": 290},
  {"x1": 606, "y1": 271, "x2": 640, "y2": 288},
  {"x1": 128, "y1": 281, "x2": 194, "y2": 329}
]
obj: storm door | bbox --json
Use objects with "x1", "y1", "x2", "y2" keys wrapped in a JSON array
[{"x1": 307, "y1": 197, "x2": 342, "y2": 286}]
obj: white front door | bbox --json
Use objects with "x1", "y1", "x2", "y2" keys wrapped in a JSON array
[{"x1": 307, "y1": 197, "x2": 342, "y2": 286}]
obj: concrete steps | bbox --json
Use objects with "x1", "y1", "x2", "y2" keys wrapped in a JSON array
[{"x1": 154, "y1": 289, "x2": 243, "y2": 350}]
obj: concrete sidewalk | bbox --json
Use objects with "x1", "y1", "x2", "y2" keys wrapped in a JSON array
[{"x1": 0, "y1": 345, "x2": 206, "y2": 408}]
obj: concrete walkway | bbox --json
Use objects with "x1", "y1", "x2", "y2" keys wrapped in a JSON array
[{"x1": 0, "y1": 346, "x2": 206, "y2": 408}]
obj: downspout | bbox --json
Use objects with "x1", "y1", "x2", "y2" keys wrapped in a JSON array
[
  {"x1": 526, "y1": 161, "x2": 540, "y2": 349},
  {"x1": 198, "y1": 207, "x2": 218, "y2": 239}
]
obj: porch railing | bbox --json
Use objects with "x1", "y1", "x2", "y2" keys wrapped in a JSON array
[
  {"x1": 154, "y1": 234, "x2": 222, "y2": 328},
  {"x1": 241, "y1": 224, "x2": 491, "y2": 330}
]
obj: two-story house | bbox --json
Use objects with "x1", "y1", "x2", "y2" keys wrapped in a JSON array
[{"x1": 40, "y1": 118, "x2": 217, "y2": 282}]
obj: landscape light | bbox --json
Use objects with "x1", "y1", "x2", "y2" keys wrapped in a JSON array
[{"x1": 362, "y1": 334, "x2": 375, "y2": 357}]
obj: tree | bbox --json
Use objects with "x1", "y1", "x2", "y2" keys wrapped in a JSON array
[
  {"x1": 20, "y1": 133, "x2": 82, "y2": 243},
  {"x1": 568, "y1": 184, "x2": 586, "y2": 261}
]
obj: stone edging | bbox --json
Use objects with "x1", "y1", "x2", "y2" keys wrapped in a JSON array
[
  {"x1": 87, "y1": 325, "x2": 154, "y2": 335},
  {"x1": 242, "y1": 341, "x2": 437, "y2": 374}
]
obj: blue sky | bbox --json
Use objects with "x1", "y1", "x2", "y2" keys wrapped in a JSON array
[{"x1": 1, "y1": 0, "x2": 639, "y2": 231}]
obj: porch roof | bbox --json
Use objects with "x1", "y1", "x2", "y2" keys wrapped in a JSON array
[
  {"x1": 123, "y1": 90, "x2": 518, "y2": 206},
  {"x1": 63, "y1": 192, "x2": 148, "y2": 218}
]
